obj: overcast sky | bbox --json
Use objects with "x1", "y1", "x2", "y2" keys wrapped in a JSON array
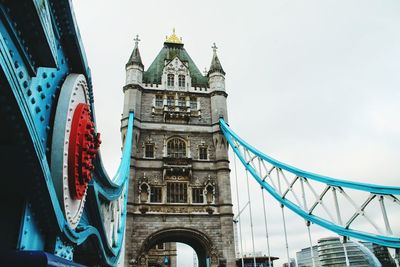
[{"x1": 72, "y1": 1, "x2": 400, "y2": 266}]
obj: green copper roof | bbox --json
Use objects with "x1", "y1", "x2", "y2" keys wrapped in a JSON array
[{"x1": 143, "y1": 43, "x2": 208, "y2": 87}]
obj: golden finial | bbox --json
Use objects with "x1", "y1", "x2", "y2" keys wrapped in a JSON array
[{"x1": 165, "y1": 28, "x2": 183, "y2": 44}]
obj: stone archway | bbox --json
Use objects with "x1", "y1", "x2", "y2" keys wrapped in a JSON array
[{"x1": 138, "y1": 227, "x2": 218, "y2": 267}]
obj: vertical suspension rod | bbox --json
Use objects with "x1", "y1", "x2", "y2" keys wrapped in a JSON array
[
  {"x1": 245, "y1": 168, "x2": 257, "y2": 267},
  {"x1": 301, "y1": 178, "x2": 315, "y2": 267},
  {"x1": 234, "y1": 153, "x2": 245, "y2": 267},
  {"x1": 341, "y1": 237, "x2": 350, "y2": 267},
  {"x1": 281, "y1": 205, "x2": 291, "y2": 266},
  {"x1": 258, "y1": 158, "x2": 272, "y2": 267},
  {"x1": 277, "y1": 169, "x2": 291, "y2": 266},
  {"x1": 306, "y1": 222, "x2": 316, "y2": 267}
]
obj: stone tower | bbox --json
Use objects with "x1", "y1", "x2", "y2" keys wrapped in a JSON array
[{"x1": 121, "y1": 31, "x2": 235, "y2": 267}]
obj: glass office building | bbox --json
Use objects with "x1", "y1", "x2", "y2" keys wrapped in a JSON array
[{"x1": 296, "y1": 237, "x2": 397, "y2": 266}]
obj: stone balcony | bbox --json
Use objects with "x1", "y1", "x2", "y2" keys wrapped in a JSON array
[
  {"x1": 152, "y1": 105, "x2": 201, "y2": 122},
  {"x1": 162, "y1": 156, "x2": 192, "y2": 178}
]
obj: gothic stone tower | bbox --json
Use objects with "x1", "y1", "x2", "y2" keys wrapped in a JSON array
[{"x1": 121, "y1": 31, "x2": 235, "y2": 267}]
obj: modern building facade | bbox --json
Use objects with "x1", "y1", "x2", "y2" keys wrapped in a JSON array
[
  {"x1": 235, "y1": 256, "x2": 279, "y2": 267},
  {"x1": 360, "y1": 242, "x2": 396, "y2": 267},
  {"x1": 282, "y1": 258, "x2": 296, "y2": 267},
  {"x1": 296, "y1": 236, "x2": 396, "y2": 267},
  {"x1": 121, "y1": 31, "x2": 236, "y2": 267},
  {"x1": 296, "y1": 246, "x2": 322, "y2": 267}
]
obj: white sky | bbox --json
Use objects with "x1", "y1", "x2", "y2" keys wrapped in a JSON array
[{"x1": 72, "y1": 1, "x2": 400, "y2": 266}]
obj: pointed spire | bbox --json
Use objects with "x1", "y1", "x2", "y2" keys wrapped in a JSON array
[
  {"x1": 127, "y1": 34, "x2": 144, "y2": 68},
  {"x1": 208, "y1": 43, "x2": 225, "y2": 75}
]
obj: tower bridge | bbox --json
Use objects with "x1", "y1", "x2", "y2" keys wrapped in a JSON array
[{"x1": 0, "y1": 1, "x2": 399, "y2": 267}]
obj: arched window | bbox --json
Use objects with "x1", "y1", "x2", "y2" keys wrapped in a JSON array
[
  {"x1": 178, "y1": 75, "x2": 185, "y2": 88},
  {"x1": 167, "y1": 74, "x2": 174, "y2": 87},
  {"x1": 167, "y1": 138, "x2": 186, "y2": 158}
]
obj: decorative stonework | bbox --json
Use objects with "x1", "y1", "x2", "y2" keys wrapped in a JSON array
[{"x1": 123, "y1": 35, "x2": 235, "y2": 267}]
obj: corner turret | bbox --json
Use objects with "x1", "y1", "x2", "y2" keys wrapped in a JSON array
[
  {"x1": 126, "y1": 35, "x2": 144, "y2": 85},
  {"x1": 208, "y1": 43, "x2": 225, "y2": 92},
  {"x1": 208, "y1": 43, "x2": 228, "y2": 124}
]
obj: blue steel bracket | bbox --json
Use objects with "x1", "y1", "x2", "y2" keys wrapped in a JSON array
[
  {"x1": 0, "y1": 0, "x2": 134, "y2": 265},
  {"x1": 53, "y1": 236, "x2": 74, "y2": 262},
  {"x1": 220, "y1": 118, "x2": 400, "y2": 248}
]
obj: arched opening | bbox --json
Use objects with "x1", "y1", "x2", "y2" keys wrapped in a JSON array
[
  {"x1": 138, "y1": 228, "x2": 215, "y2": 267},
  {"x1": 177, "y1": 243, "x2": 196, "y2": 266}
]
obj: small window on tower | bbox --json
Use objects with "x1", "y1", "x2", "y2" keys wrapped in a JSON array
[
  {"x1": 155, "y1": 95, "x2": 163, "y2": 107},
  {"x1": 167, "y1": 138, "x2": 186, "y2": 158},
  {"x1": 167, "y1": 96, "x2": 174, "y2": 106},
  {"x1": 150, "y1": 187, "x2": 162, "y2": 203},
  {"x1": 156, "y1": 243, "x2": 164, "y2": 250},
  {"x1": 192, "y1": 188, "x2": 204, "y2": 203},
  {"x1": 178, "y1": 75, "x2": 185, "y2": 88},
  {"x1": 199, "y1": 146, "x2": 208, "y2": 160},
  {"x1": 167, "y1": 182, "x2": 188, "y2": 203},
  {"x1": 145, "y1": 143, "x2": 154, "y2": 158},
  {"x1": 167, "y1": 74, "x2": 174, "y2": 87},
  {"x1": 178, "y1": 97, "x2": 186, "y2": 107},
  {"x1": 190, "y1": 98, "x2": 197, "y2": 110}
]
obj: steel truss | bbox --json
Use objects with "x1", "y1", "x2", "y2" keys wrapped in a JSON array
[{"x1": 220, "y1": 118, "x2": 400, "y2": 248}]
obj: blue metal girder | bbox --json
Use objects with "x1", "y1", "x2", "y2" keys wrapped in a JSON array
[
  {"x1": 220, "y1": 118, "x2": 400, "y2": 248},
  {"x1": 0, "y1": 1, "x2": 134, "y2": 266}
]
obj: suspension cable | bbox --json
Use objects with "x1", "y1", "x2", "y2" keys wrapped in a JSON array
[
  {"x1": 301, "y1": 177, "x2": 316, "y2": 267},
  {"x1": 341, "y1": 236, "x2": 350, "y2": 267},
  {"x1": 258, "y1": 158, "x2": 272, "y2": 267},
  {"x1": 261, "y1": 188, "x2": 272, "y2": 267},
  {"x1": 234, "y1": 153, "x2": 245, "y2": 267},
  {"x1": 281, "y1": 205, "x2": 291, "y2": 265},
  {"x1": 277, "y1": 169, "x2": 291, "y2": 265},
  {"x1": 306, "y1": 221, "x2": 316, "y2": 267},
  {"x1": 245, "y1": 168, "x2": 257, "y2": 267}
]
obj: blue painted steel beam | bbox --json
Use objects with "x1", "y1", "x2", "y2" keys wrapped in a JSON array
[
  {"x1": 220, "y1": 118, "x2": 400, "y2": 248},
  {"x1": 0, "y1": 1, "x2": 135, "y2": 265},
  {"x1": 220, "y1": 119, "x2": 400, "y2": 195}
]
